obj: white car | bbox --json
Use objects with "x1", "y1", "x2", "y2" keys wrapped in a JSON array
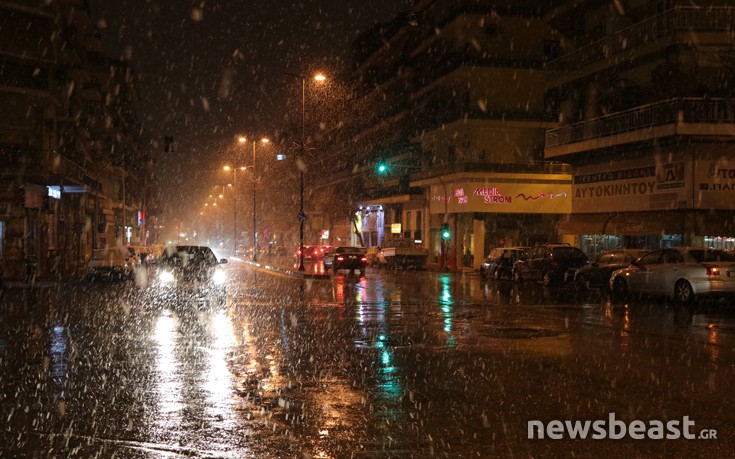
[
  {"x1": 85, "y1": 247, "x2": 136, "y2": 281},
  {"x1": 610, "y1": 247, "x2": 735, "y2": 303}
]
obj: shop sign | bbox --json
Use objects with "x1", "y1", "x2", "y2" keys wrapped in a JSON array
[
  {"x1": 430, "y1": 181, "x2": 570, "y2": 214},
  {"x1": 696, "y1": 160, "x2": 735, "y2": 208},
  {"x1": 573, "y1": 162, "x2": 688, "y2": 213}
]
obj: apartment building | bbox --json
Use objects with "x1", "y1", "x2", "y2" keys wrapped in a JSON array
[
  {"x1": 545, "y1": 0, "x2": 735, "y2": 257},
  {"x1": 0, "y1": 1, "x2": 154, "y2": 281},
  {"x1": 317, "y1": 0, "x2": 571, "y2": 269}
]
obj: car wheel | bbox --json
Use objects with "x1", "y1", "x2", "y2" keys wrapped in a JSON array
[
  {"x1": 612, "y1": 278, "x2": 628, "y2": 302},
  {"x1": 512, "y1": 269, "x2": 522, "y2": 283},
  {"x1": 575, "y1": 275, "x2": 589, "y2": 293},
  {"x1": 674, "y1": 280, "x2": 694, "y2": 304},
  {"x1": 542, "y1": 271, "x2": 553, "y2": 287}
]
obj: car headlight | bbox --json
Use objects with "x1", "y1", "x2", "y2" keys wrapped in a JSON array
[
  {"x1": 159, "y1": 270, "x2": 175, "y2": 284},
  {"x1": 213, "y1": 269, "x2": 226, "y2": 285}
]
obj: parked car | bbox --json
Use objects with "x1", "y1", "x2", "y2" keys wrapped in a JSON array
[
  {"x1": 149, "y1": 245, "x2": 228, "y2": 308},
  {"x1": 294, "y1": 245, "x2": 330, "y2": 262},
  {"x1": 479, "y1": 246, "x2": 529, "y2": 280},
  {"x1": 512, "y1": 243, "x2": 589, "y2": 286},
  {"x1": 610, "y1": 247, "x2": 735, "y2": 303},
  {"x1": 324, "y1": 246, "x2": 367, "y2": 274},
  {"x1": 574, "y1": 249, "x2": 648, "y2": 292},
  {"x1": 127, "y1": 245, "x2": 163, "y2": 266},
  {"x1": 85, "y1": 247, "x2": 136, "y2": 281},
  {"x1": 365, "y1": 246, "x2": 386, "y2": 267}
]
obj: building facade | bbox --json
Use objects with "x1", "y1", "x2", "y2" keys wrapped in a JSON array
[
  {"x1": 0, "y1": 1, "x2": 155, "y2": 282},
  {"x1": 316, "y1": 0, "x2": 572, "y2": 269},
  {"x1": 545, "y1": 0, "x2": 735, "y2": 258}
]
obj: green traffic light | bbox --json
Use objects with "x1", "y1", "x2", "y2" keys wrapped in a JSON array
[
  {"x1": 377, "y1": 163, "x2": 387, "y2": 173},
  {"x1": 441, "y1": 222, "x2": 451, "y2": 240}
]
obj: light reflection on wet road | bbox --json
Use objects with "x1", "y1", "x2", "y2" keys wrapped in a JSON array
[{"x1": 2, "y1": 264, "x2": 735, "y2": 457}]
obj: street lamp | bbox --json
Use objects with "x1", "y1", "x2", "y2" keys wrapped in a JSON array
[
  {"x1": 282, "y1": 72, "x2": 326, "y2": 271},
  {"x1": 234, "y1": 136, "x2": 269, "y2": 262}
]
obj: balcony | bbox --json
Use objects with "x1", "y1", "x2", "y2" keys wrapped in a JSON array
[
  {"x1": 547, "y1": 6, "x2": 735, "y2": 73},
  {"x1": 413, "y1": 51, "x2": 543, "y2": 91},
  {"x1": 545, "y1": 98, "x2": 735, "y2": 158},
  {"x1": 410, "y1": 161, "x2": 572, "y2": 183},
  {"x1": 0, "y1": 146, "x2": 86, "y2": 185},
  {"x1": 412, "y1": 88, "x2": 555, "y2": 133}
]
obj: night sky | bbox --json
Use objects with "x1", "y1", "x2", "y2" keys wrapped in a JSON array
[{"x1": 93, "y1": 0, "x2": 410, "y2": 221}]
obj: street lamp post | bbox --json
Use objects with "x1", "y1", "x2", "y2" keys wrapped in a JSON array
[
  {"x1": 283, "y1": 72, "x2": 326, "y2": 271},
  {"x1": 223, "y1": 164, "x2": 247, "y2": 257},
  {"x1": 236, "y1": 136, "x2": 269, "y2": 262}
]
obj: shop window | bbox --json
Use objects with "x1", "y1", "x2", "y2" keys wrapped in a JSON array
[{"x1": 704, "y1": 236, "x2": 735, "y2": 252}]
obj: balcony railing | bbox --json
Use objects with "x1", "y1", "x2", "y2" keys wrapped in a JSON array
[
  {"x1": 547, "y1": 6, "x2": 735, "y2": 72},
  {"x1": 545, "y1": 98, "x2": 735, "y2": 148}
]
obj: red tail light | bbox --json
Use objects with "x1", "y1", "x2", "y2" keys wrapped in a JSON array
[
  {"x1": 706, "y1": 266, "x2": 721, "y2": 276},
  {"x1": 337, "y1": 256, "x2": 345, "y2": 261},
  {"x1": 361, "y1": 257, "x2": 367, "y2": 262}
]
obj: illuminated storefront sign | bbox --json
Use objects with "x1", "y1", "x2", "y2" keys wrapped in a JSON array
[
  {"x1": 390, "y1": 223, "x2": 402, "y2": 234},
  {"x1": 429, "y1": 180, "x2": 571, "y2": 214}
]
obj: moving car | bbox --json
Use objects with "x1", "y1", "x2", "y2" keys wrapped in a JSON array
[
  {"x1": 574, "y1": 249, "x2": 648, "y2": 292},
  {"x1": 512, "y1": 243, "x2": 589, "y2": 286},
  {"x1": 324, "y1": 246, "x2": 367, "y2": 274},
  {"x1": 479, "y1": 246, "x2": 528, "y2": 280},
  {"x1": 85, "y1": 247, "x2": 136, "y2": 281},
  {"x1": 149, "y1": 245, "x2": 228, "y2": 308},
  {"x1": 610, "y1": 247, "x2": 735, "y2": 303}
]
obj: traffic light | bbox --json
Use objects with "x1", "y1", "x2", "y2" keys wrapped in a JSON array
[
  {"x1": 377, "y1": 163, "x2": 388, "y2": 174},
  {"x1": 441, "y1": 222, "x2": 451, "y2": 240}
]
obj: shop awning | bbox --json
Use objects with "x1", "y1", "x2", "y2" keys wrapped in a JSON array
[
  {"x1": 695, "y1": 211, "x2": 735, "y2": 237},
  {"x1": 557, "y1": 212, "x2": 684, "y2": 235},
  {"x1": 556, "y1": 214, "x2": 609, "y2": 235},
  {"x1": 603, "y1": 211, "x2": 684, "y2": 235}
]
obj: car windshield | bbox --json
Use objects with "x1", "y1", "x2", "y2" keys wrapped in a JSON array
[{"x1": 688, "y1": 249, "x2": 735, "y2": 263}]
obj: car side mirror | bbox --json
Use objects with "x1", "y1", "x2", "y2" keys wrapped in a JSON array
[{"x1": 219, "y1": 259, "x2": 228, "y2": 264}]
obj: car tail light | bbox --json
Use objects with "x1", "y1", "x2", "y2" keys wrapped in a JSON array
[
  {"x1": 361, "y1": 257, "x2": 367, "y2": 262},
  {"x1": 706, "y1": 266, "x2": 721, "y2": 276},
  {"x1": 337, "y1": 256, "x2": 345, "y2": 261}
]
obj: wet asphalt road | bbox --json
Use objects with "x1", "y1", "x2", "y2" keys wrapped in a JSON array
[{"x1": 2, "y1": 263, "x2": 735, "y2": 458}]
